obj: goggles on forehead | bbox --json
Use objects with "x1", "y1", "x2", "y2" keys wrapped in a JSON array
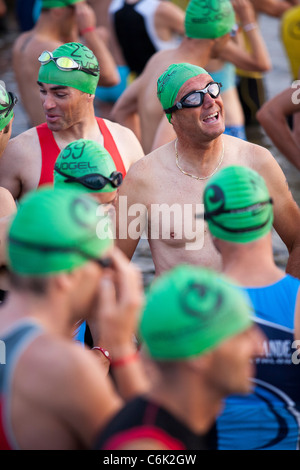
[
  {"x1": 164, "y1": 82, "x2": 222, "y2": 114},
  {"x1": 0, "y1": 84, "x2": 18, "y2": 118},
  {"x1": 54, "y1": 166, "x2": 123, "y2": 191},
  {"x1": 38, "y1": 50, "x2": 99, "y2": 77}
]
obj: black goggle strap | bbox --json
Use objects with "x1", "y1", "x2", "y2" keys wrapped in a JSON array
[
  {"x1": 164, "y1": 82, "x2": 222, "y2": 114},
  {"x1": 8, "y1": 235, "x2": 112, "y2": 268},
  {"x1": 54, "y1": 166, "x2": 122, "y2": 189},
  {"x1": 0, "y1": 92, "x2": 18, "y2": 117},
  {"x1": 204, "y1": 198, "x2": 273, "y2": 220},
  {"x1": 206, "y1": 215, "x2": 273, "y2": 234}
]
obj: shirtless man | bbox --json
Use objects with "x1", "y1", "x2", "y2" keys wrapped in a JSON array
[
  {"x1": 13, "y1": 0, "x2": 119, "y2": 126},
  {"x1": 111, "y1": 0, "x2": 271, "y2": 153},
  {"x1": 115, "y1": 63, "x2": 300, "y2": 279},
  {"x1": 0, "y1": 187, "x2": 146, "y2": 449},
  {"x1": 0, "y1": 42, "x2": 144, "y2": 201}
]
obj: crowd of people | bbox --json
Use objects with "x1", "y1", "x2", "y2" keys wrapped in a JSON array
[{"x1": 0, "y1": 0, "x2": 300, "y2": 451}]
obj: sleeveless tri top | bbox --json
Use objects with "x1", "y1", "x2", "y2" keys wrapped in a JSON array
[
  {"x1": 109, "y1": 0, "x2": 181, "y2": 76},
  {"x1": 217, "y1": 275, "x2": 300, "y2": 450},
  {"x1": 95, "y1": 396, "x2": 217, "y2": 450},
  {"x1": 0, "y1": 321, "x2": 43, "y2": 450},
  {"x1": 36, "y1": 117, "x2": 126, "y2": 186}
]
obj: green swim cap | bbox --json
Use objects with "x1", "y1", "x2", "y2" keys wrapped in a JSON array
[
  {"x1": 54, "y1": 139, "x2": 119, "y2": 194},
  {"x1": 38, "y1": 42, "x2": 100, "y2": 95},
  {"x1": 7, "y1": 187, "x2": 113, "y2": 276},
  {"x1": 140, "y1": 264, "x2": 253, "y2": 360},
  {"x1": 0, "y1": 82, "x2": 17, "y2": 131},
  {"x1": 42, "y1": 0, "x2": 82, "y2": 8},
  {"x1": 203, "y1": 165, "x2": 274, "y2": 244},
  {"x1": 157, "y1": 63, "x2": 209, "y2": 122},
  {"x1": 185, "y1": 0, "x2": 235, "y2": 39}
]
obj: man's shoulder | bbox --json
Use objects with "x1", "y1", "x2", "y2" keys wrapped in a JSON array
[
  {"x1": 16, "y1": 332, "x2": 91, "y2": 383},
  {"x1": 101, "y1": 118, "x2": 139, "y2": 139},
  {"x1": 4, "y1": 127, "x2": 40, "y2": 156},
  {"x1": 223, "y1": 134, "x2": 272, "y2": 166}
]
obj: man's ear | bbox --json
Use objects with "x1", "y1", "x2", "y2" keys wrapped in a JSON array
[
  {"x1": 185, "y1": 350, "x2": 215, "y2": 374},
  {"x1": 53, "y1": 269, "x2": 80, "y2": 293}
]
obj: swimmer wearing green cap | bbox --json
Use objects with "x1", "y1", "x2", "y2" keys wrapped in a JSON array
[
  {"x1": 203, "y1": 165, "x2": 274, "y2": 244},
  {"x1": 7, "y1": 186, "x2": 114, "y2": 275},
  {"x1": 0, "y1": 82, "x2": 17, "y2": 133},
  {"x1": 38, "y1": 42, "x2": 100, "y2": 96},
  {"x1": 203, "y1": 166, "x2": 300, "y2": 450},
  {"x1": 0, "y1": 38, "x2": 144, "y2": 201},
  {"x1": 1, "y1": 185, "x2": 145, "y2": 449},
  {"x1": 111, "y1": 0, "x2": 235, "y2": 154},
  {"x1": 95, "y1": 264, "x2": 264, "y2": 450},
  {"x1": 54, "y1": 139, "x2": 123, "y2": 206}
]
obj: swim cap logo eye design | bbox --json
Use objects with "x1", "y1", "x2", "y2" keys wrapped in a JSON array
[
  {"x1": 205, "y1": 184, "x2": 225, "y2": 214},
  {"x1": 70, "y1": 197, "x2": 96, "y2": 228},
  {"x1": 179, "y1": 281, "x2": 224, "y2": 321}
]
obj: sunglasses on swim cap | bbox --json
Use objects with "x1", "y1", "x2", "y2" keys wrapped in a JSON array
[
  {"x1": 0, "y1": 84, "x2": 18, "y2": 118},
  {"x1": 164, "y1": 82, "x2": 222, "y2": 114},
  {"x1": 54, "y1": 166, "x2": 123, "y2": 190},
  {"x1": 38, "y1": 50, "x2": 99, "y2": 76}
]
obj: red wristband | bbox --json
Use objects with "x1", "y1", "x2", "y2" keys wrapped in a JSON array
[
  {"x1": 80, "y1": 26, "x2": 96, "y2": 36},
  {"x1": 110, "y1": 351, "x2": 139, "y2": 368},
  {"x1": 92, "y1": 347, "x2": 111, "y2": 363}
]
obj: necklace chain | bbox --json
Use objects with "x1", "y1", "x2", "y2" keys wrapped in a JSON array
[{"x1": 175, "y1": 138, "x2": 224, "y2": 181}]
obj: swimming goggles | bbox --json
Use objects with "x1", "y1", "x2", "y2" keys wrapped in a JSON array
[
  {"x1": 38, "y1": 50, "x2": 99, "y2": 76},
  {"x1": 54, "y1": 166, "x2": 123, "y2": 190},
  {"x1": 164, "y1": 82, "x2": 222, "y2": 114},
  {"x1": 0, "y1": 84, "x2": 18, "y2": 118}
]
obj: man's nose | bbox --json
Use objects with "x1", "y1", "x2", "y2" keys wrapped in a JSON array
[
  {"x1": 42, "y1": 94, "x2": 56, "y2": 110},
  {"x1": 202, "y1": 92, "x2": 216, "y2": 107}
]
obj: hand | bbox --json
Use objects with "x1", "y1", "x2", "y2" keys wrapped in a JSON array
[{"x1": 88, "y1": 247, "x2": 144, "y2": 359}]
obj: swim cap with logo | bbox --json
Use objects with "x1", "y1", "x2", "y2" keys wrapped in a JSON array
[
  {"x1": 7, "y1": 187, "x2": 113, "y2": 275},
  {"x1": 139, "y1": 264, "x2": 253, "y2": 360},
  {"x1": 203, "y1": 165, "x2": 273, "y2": 244},
  {"x1": 157, "y1": 62, "x2": 209, "y2": 122},
  {"x1": 54, "y1": 139, "x2": 119, "y2": 193},
  {"x1": 42, "y1": 0, "x2": 82, "y2": 8},
  {"x1": 0, "y1": 82, "x2": 17, "y2": 131},
  {"x1": 185, "y1": 0, "x2": 235, "y2": 39},
  {"x1": 38, "y1": 42, "x2": 100, "y2": 95}
]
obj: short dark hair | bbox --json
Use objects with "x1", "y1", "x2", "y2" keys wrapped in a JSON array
[{"x1": 8, "y1": 271, "x2": 50, "y2": 295}]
